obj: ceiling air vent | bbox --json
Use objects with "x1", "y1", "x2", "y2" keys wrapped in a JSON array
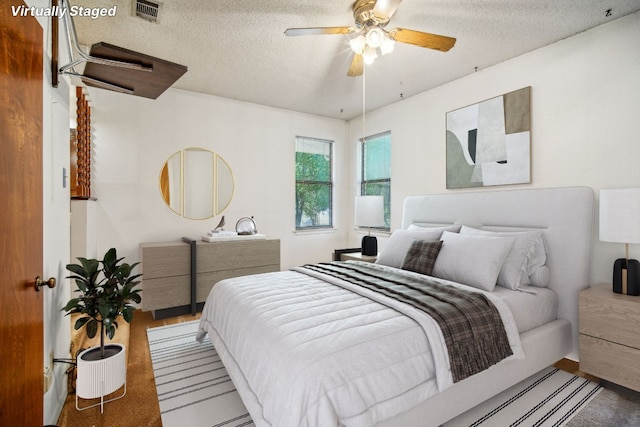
[{"x1": 135, "y1": 0, "x2": 160, "y2": 23}]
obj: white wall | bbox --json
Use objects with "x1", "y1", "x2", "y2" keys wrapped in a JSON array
[
  {"x1": 86, "y1": 88, "x2": 350, "y2": 269},
  {"x1": 347, "y1": 12, "x2": 640, "y2": 286},
  {"x1": 42, "y1": 80, "x2": 72, "y2": 426}
]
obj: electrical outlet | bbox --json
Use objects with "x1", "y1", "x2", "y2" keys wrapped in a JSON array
[
  {"x1": 43, "y1": 350, "x2": 55, "y2": 394},
  {"x1": 43, "y1": 367, "x2": 53, "y2": 394}
]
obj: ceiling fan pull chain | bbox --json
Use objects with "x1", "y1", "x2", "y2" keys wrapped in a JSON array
[{"x1": 362, "y1": 65, "x2": 366, "y2": 142}]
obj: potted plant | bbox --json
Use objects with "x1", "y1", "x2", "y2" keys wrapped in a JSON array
[{"x1": 62, "y1": 248, "x2": 142, "y2": 410}]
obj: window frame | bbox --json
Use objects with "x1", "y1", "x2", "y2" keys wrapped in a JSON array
[
  {"x1": 295, "y1": 136, "x2": 334, "y2": 230},
  {"x1": 360, "y1": 131, "x2": 391, "y2": 231}
]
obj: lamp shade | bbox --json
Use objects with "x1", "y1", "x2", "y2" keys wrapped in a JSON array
[
  {"x1": 599, "y1": 188, "x2": 640, "y2": 244},
  {"x1": 355, "y1": 195, "x2": 384, "y2": 227}
]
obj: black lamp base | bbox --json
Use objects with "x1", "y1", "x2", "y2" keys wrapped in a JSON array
[
  {"x1": 613, "y1": 258, "x2": 640, "y2": 296},
  {"x1": 361, "y1": 235, "x2": 378, "y2": 256}
]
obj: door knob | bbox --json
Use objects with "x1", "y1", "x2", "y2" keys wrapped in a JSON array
[{"x1": 35, "y1": 276, "x2": 56, "y2": 292}]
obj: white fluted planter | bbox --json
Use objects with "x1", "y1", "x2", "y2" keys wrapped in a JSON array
[{"x1": 76, "y1": 343, "x2": 127, "y2": 412}]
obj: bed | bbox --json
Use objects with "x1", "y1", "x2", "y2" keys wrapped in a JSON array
[{"x1": 196, "y1": 186, "x2": 594, "y2": 427}]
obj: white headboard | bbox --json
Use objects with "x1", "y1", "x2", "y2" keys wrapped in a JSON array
[{"x1": 401, "y1": 186, "x2": 594, "y2": 360}]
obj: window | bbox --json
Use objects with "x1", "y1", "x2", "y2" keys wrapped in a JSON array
[
  {"x1": 361, "y1": 131, "x2": 391, "y2": 229},
  {"x1": 295, "y1": 137, "x2": 333, "y2": 229}
]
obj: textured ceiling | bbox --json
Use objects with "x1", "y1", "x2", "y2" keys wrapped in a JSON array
[{"x1": 68, "y1": 0, "x2": 640, "y2": 119}]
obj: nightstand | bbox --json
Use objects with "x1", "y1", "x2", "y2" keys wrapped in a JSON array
[
  {"x1": 579, "y1": 283, "x2": 640, "y2": 391},
  {"x1": 340, "y1": 252, "x2": 377, "y2": 263}
]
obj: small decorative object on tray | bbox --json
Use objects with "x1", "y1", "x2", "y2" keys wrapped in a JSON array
[
  {"x1": 236, "y1": 216, "x2": 257, "y2": 235},
  {"x1": 202, "y1": 216, "x2": 266, "y2": 242},
  {"x1": 203, "y1": 215, "x2": 238, "y2": 240}
]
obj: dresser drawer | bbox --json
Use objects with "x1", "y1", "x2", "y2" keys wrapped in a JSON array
[
  {"x1": 580, "y1": 334, "x2": 640, "y2": 391},
  {"x1": 579, "y1": 286, "x2": 640, "y2": 349}
]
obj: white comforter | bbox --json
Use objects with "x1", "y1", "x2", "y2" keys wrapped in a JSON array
[{"x1": 196, "y1": 262, "x2": 522, "y2": 427}]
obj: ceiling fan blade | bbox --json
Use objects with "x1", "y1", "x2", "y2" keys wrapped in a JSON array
[
  {"x1": 347, "y1": 54, "x2": 363, "y2": 77},
  {"x1": 372, "y1": 0, "x2": 403, "y2": 21},
  {"x1": 391, "y1": 28, "x2": 456, "y2": 52},
  {"x1": 285, "y1": 27, "x2": 353, "y2": 37}
]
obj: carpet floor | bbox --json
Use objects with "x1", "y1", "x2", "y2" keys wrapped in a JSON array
[{"x1": 566, "y1": 383, "x2": 640, "y2": 426}]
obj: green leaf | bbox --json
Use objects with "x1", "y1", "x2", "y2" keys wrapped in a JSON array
[
  {"x1": 79, "y1": 258, "x2": 99, "y2": 276},
  {"x1": 75, "y1": 279, "x2": 88, "y2": 293},
  {"x1": 86, "y1": 319, "x2": 98, "y2": 338},
  {"x1": 130, "y1": 292, "x2": 142, "y2": 304},
  {"x1": 99, "y1": 302, "x2": 112, "y2": 321},
  {"x1": 106, "y1": 324, "x2": 116, "y2": 339},
  {"x1": 74, "y1": 316, "x2": 90, "y2": 330},
  {"x1": 66, "y1": 263, "x2": 88, "y2": 278},
  {"x1": 104, "y1": 247, "x2": 117, "y2": 263},
  {"x1": 122, "y1": 306, "x2": 134, "y2": 323},
  {"x1": 119, "y1": 263, "x2": 132, "y2": 277},
  {"x1": 62, "y1": 298, "x2": 81, "y2": 312},
  {"x1": 125, "y1": 273, "x2": 142, "y2": 284},
  {"x1": 102, "y1": 248, "x2": 118, "y2": 276}
]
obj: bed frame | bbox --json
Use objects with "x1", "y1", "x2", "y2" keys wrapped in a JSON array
[{"x1": 376, "y1": 186, "x2": 594, "y2": 426}]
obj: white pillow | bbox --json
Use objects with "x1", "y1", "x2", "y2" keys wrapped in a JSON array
[
  {"x1": 433, "y1": 231, "x2": 515, "y2": 292},
  {"x1": 459, "y1": 225, "x2": 545, "y2": 290},
  {"x1": 529, "y1": 265, "x2": 551, "y2": 287},
  {"x1": 376, "y1": 229, "x2": 444, "y2": 269},
  {"x1": 526, "y1": 238, "x2": 547, "y2": 276},
  {"x1": 478, "y1": 226, "x2": 547, "y2": 277}
]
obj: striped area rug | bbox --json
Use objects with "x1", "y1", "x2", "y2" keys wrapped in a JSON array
[
  {"x1": 148, "y1": 321, "x2": 601, "y2": 427},
  {"x1": 444, "y1": 367, "x2": 602, "y2": 427},
  {"x1": 146, "y1": 321, "x2": 253, "y2": 427}
]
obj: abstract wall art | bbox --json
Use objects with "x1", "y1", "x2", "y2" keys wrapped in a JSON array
[{"x1": 446, "y1": 87, "x2": 531, "y2": 189}]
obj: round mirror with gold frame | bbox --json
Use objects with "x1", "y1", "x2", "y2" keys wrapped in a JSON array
[{"x1": 159, "y1": 147, "x2": 234, "y2": 220}]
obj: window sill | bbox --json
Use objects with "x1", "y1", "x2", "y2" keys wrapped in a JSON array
[{"x1": 293, "y1": 228, "x2": 337, "y2": 236}]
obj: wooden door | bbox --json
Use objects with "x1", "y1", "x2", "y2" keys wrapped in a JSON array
[{"x1": 0, "y1": 2, "x2": 45, "y2": 425}]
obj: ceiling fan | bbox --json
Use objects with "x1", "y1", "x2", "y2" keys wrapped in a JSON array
[{"x1": 285, "y1": 0, "x2": 456, "y2": 77}]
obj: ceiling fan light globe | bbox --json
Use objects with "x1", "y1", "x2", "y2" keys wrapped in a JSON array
[
  {"x1": 363, "y1": 45, "x2": 378, "y2": 64},
  {"x1": 380, "y1": 36, "x2": 395, "y2": 55},
  {"x1": 365, "y1": 27, "x2": 385, "y2": 48},
  {"x1": 350, "y1": 35, "x2": 367, "y2": 54}
]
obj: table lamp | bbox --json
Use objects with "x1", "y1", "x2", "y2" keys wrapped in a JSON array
[
  {"x1": 355, "y1": 195, "x2": 384, "y2": 256},
  {"x1": 599, "y1": 188, "x2": 640, "y2": 295}
]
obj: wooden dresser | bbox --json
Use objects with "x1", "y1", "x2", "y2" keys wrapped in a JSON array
[
  {"x1": 139, "y1": 238, "x2": 280, "y2": 318},
  {"x1": 579, "y1": 283, "x2": 640, "y2": 391}
]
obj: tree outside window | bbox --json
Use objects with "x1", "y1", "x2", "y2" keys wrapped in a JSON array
[
  {"x1": 361, "y1": 132, "x2": 391, "y2": 229},
  {"x1": 295, "y1": 137, "x2": 333, "y2": 229}
]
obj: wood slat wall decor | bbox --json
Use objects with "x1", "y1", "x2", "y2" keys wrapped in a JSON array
[{"x1": 71, "y1": 87, "x2": 91, "y2": 199}]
